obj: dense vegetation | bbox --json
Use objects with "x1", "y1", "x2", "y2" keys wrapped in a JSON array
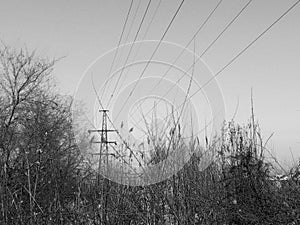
[{"x1": 0, "y1": 47, "x2": 299, "y2": 224}]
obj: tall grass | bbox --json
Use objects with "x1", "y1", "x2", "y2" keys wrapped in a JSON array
[
  {"x1": 1, "y1": 109, "x2": 300, "y2": 224},
  {"x1": 0, "y1": 46, "x2": 299, "y2": 224},
  {"x1": 25, "y1": 122, "x2": 300, "y2": 224}
]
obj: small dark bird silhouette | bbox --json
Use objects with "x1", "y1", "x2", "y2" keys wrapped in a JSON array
[{"x1": 129, "y1": 127, "x2": 134, "y2": 133}]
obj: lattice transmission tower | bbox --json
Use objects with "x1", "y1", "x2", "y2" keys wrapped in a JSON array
[{"x1": 88, "y1": 109, "x2": 116, "y2": 185}]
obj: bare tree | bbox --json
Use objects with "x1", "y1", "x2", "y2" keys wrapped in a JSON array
[{"x1": 0, "y1": 46, "x2": 82, "y2": 224}]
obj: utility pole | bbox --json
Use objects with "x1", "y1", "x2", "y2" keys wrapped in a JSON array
[
  {"x1": 88, "y1": 109, "x2": 117, "y2": 184},
  {"x1": 88, "y1": 109, "x2": 116, "y2": 224}
]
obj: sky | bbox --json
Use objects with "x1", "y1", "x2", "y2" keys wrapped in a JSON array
[{"x1": 1, "y1": 0, "x2": 299, "y2": 166}]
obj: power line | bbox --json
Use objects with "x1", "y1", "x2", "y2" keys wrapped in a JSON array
[
  {"x1": 100, "y1": 58, "x2": 192, "y2": 104},
  {"x1": 113, "y1": 0, "x2": 163, "y2": 103},
  {"x1": 123, "y1": 0, "x2": 143, "y2": 46},
  {"x1": 129, "y1": 0, "x2": 252, "y2": 126},
  {"x1": 100, "y1": 0, "x2": 134, "y2": 102},
  {"x1": 145, "y1": 0, "x2": 223, "y2": 96},
  {"x1": 200, "y1": 0, "x2": 253, "y2": 57},
  {"x1": 127, "y1": 0, "x2": 224, "y2": 119},
  {"x1": 123, "y1": 0, "x2": 161, "y2": 59},
  {"x1": 115, "y1": 0, "x2": 186, "y2": 120},
  {"x1": 106, "y1": 0, "x2": 143, "y2": 87},
  {"x1": 107, "y1": 0, "x2": 153, "y2": 107},
  {"x1": 140, "y1": 0, "x2": 163, "y2": 41},
  {"x1": 137, "y1": 0, "x2": 300, "y2": 136},
  {"x1": 214, "y1": 0, "x2": 300, "y2": 77}
]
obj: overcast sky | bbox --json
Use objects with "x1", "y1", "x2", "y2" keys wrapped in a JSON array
[{"x1": 1, "y1": 0, "x2": 299, "y2": 165}]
